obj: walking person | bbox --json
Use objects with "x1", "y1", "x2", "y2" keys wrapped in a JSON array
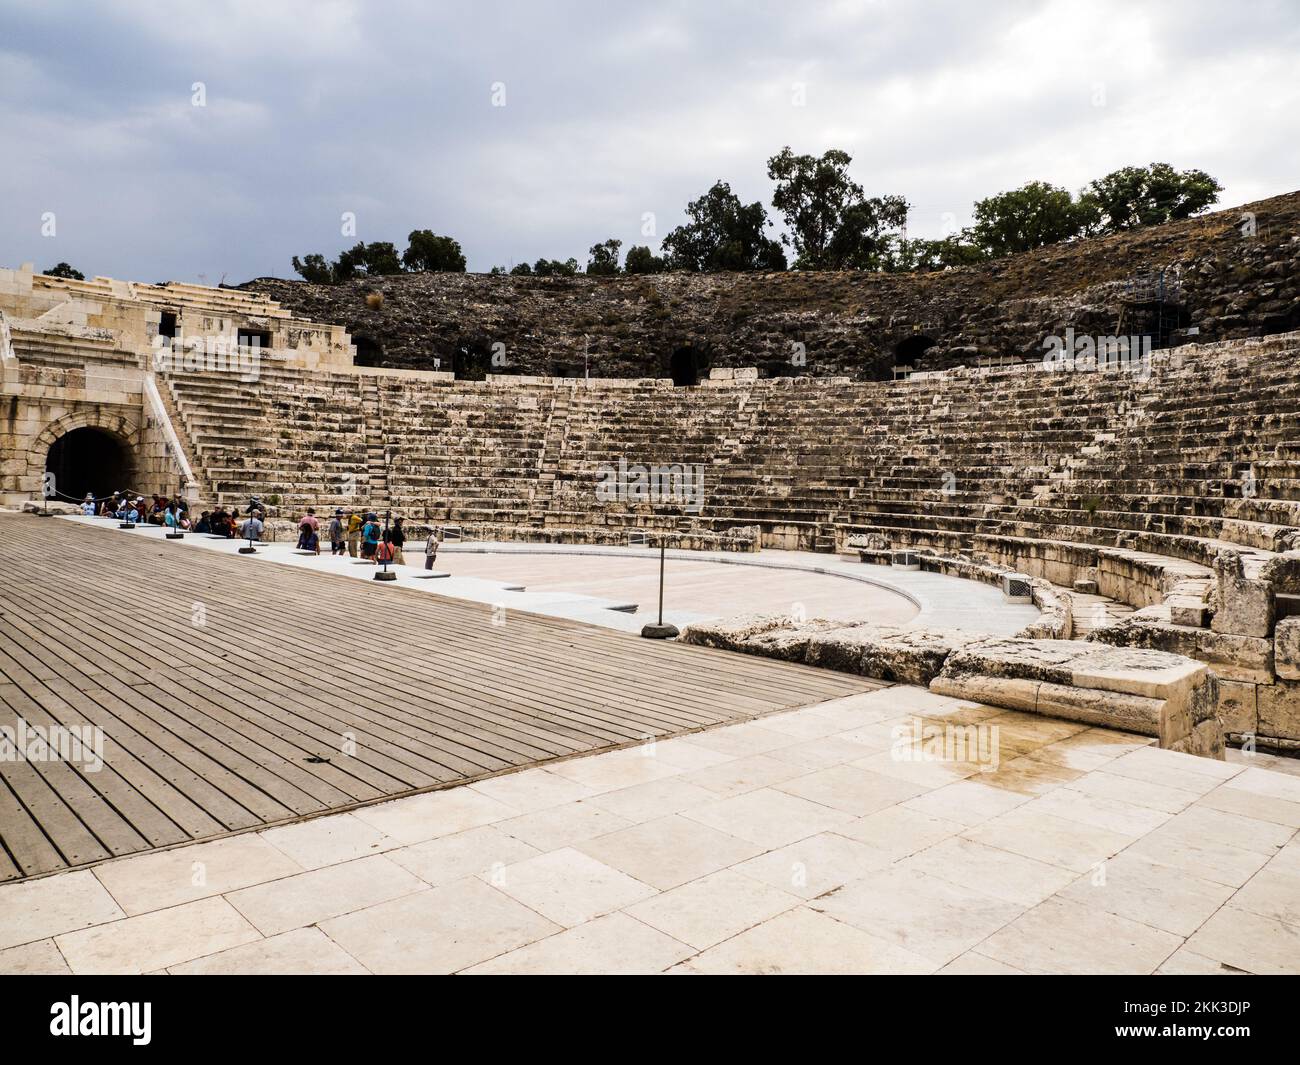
[
  {"x1": 390, "y1": 517, "x2": 407, "y2": 565},
  {"x1": 424, "y1": 527, "x2": 440, "y2": 571},
  {"x1": 345, "y1": 509, "x2": 362, "y2": 558},
  {"x1": 328, "y1": 509, "x2": 346, "y2": 555}
]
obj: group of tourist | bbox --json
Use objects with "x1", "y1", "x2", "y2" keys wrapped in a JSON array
[
  {"x1": 91, "y1": 491, "x2": 191, "y2": 530},
  {"x1": 306, "y1": 508, "x2": 425, "y2": 566},
  {"x1": 89, "y1": 490, "x2": 439, "y2": 569}
]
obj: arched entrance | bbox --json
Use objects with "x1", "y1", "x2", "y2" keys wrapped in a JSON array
[
  {"x1": 893, "y1": 335, "x2": 936, "y2": 375},
  {"x1": 44, "y1": 427, "x2": 134, "y2": 503},
  {"x1": 670, "y1": 347, "x2": 699, "y2": 387}
]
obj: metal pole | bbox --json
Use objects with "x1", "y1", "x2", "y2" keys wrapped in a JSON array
[{"x1": 658, "y1": 538, "x2": 665, "y2": 625}]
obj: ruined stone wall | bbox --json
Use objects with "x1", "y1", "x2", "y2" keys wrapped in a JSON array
[{"x1": 244, "y1": 191, "x2": 1300, "y2": 381}]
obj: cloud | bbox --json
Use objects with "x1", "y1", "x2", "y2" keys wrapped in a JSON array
[{"x1": 0, "y1": 0, "x2": 1296, "y2": 282}]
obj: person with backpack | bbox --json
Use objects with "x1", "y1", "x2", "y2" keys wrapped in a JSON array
[{"x1": 360, "y1": 513, "x2": 381, "y2": 562}]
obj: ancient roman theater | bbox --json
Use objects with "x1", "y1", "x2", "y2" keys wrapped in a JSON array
[{"x1": 2, "y1": 192, "x2": 1299, "y2": 975}]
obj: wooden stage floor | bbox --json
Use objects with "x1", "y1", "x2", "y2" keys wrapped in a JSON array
[{"x1": 0, "y1": 515, "x2": 877, "y2": 882}]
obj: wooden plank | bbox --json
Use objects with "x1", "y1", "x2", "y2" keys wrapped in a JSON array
[{"x1": 0, "y1": 514, "x2": 879, "y2": 882}]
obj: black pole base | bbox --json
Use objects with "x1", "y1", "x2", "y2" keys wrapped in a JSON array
[
  {"x1": 640, "y1": 622, "x2": 680, "y2": 640},
  {"x1": 36, "y1": 510, "x2": 53, "y2": 517},
  {"x1": 119, "y1": 522, "x2": 136, "y2": 529},
  {"x1": 238, "y1": 545, "x2": 257, "y2": 554},
  {"x1": 166, "y1": 532, "x2": 184, "y2": 540},
  {"x1": 374, "y1": 570, "x2": 397, "y2": 581}
]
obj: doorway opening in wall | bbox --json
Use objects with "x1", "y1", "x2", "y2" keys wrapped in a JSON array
[
  {"x1": 237, "y1": 327, "x2": 272, "y2": 351},
  {"x1": 893, "y1": 335, "x2": 936, "y2": 378},
  {"x1": 670, "y1": 346, "x2": 700, "y2": 386},
  {"x1": 45, "y1": 427, "x2": 135, "y2": 503},
  {"x1": 353, "y1": 335, "x2": 384, "y2": 367},
  {"x1": 158, "y1": 311, "x2": 178, "y2": 347}
]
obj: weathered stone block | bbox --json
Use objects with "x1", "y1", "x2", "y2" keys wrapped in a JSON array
[
  {"x1": 1258, "y1": 680, "x2": 1300, "y2": 741},
  {"x1": 1216, "y1": 678, "x2": 1258, "y2": 735},
  {"x1": 1275, "y1": 616, "x2": 1300, "y2": 680},
  {"x1": 1211, "y1": 551, "x2": 1274, "y2": 637}
]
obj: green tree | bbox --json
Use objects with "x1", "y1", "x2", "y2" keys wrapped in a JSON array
[
  {"x1": 402, "y1": 230, "x2": 467, "y2": 272},
  {"x1": 586, "y1": 238, "x2": 622, "y2": 276},
  {"x1": 970, "y1": 181, "x2": 1095, "y2": 257},
  {"x1": 766, "y1": 147, "x2": 907, "y2": 270},
  {"x1": 42, "y1": 262, "x2": 85, "y2": 280},
  {"x1": 508, "y1": 262, "x2": 533, "y2": 276},
  {"x1": 1081, "y1": 163, "x2": 1223, "y2": 232},
  {"x1": 291, "y1": 253, "x2": 333, "y2": 283},
  {"x1": 533, "y1": 257, "x2": 579, "y2": 277},
  {"x1": 624, "y1": 245, "x2": 667, "y2": 274},
  {"x1": 334, "y1": 241, "x2": 403, "y2": 279},
  {"x1": 662, "y1": 180, "x2": 786, "y2": 271}
]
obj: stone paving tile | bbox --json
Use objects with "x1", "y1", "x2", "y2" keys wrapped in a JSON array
[
  {"x1": 682, "y1": 787, "x2": 857, "y2": 848},
  {"x1": 733, "y1": 831, "x2": 892, "y2": 899},
  {"x1": 900, "y1": 779, "x2": 1031, "y2": 827},
  {"x1": 467, "y1": 768, "x2": 597, "y2": 813},
  {"x1": 486, "y1": 847, "x2": 657, "y2": 927},
  {"x1": 56, "y1": 897, "x2": 261, "y2": 975},
  {"x1": 900, "y1": 836, "x2": 1078, "y2": 907},
  {"x1": 1056, "y1": 851, "x2": 1236, "y2": 936},
  {"x1": 319, "y1": 879, "x2": 561, "y2": 974},
  {"x1": 681, "y1": 753, "x2": 807, "y2": 798},
  {"x1": 169, "y1": 927, "x2": 369, "y2": 975},
  {"x1": 1184, "y1": 904, "x2": 1300, "y2": 975},
  {"x1": 775, "y1": 763, "x2": 928, "y2": 816},
  {"x1": 92, "y1": 835, "x2": 303, "y2": 916},
  {"x1": 462, "y1": 912, "x2": 693, "y2": 974},
  {"x1": 963, "y1": 806, "x2": 1133, "y2": 873},
  {"x1": 495, "y1": 800, "x2": 634, "y2": 852},
  {"x1": 979, "y1": 896, "x2": 1182, "y2": 975},
  {"x1": 386, "y1": 825, "x2": 542, "y2": 887},
  {"x1": 584, "y1": 777, "x2": 721, "y2": 823},
  {"x1": 226, "y1": 854, "x2": 428, "y2": 936},
  {"x1": 259, "y1": 813, "x2": 398, "y2": 870},
  {"x1": 0, "y1": 869, "x2": 126, "y2": 951},
  {"x1": 351, "y1": 787, "x2": 520, "y2": 845},
  {"x1": 0, "y1": 939, "x2": 71, "y2": 974},
  {"x1": 624, "y1": 868, "x2": 801, "y2": 950},
  {"x1": 577, "y1": 815, "x2": 764, "y2": 890},
  {"x1": 809, "y1": 866, "x2": 1025, "y2": 965},
  {"x1": 838, "y1": 805, "x2": 965, "y2": 861},
  {"x1": 671, "y1": 906, "x2": 936, "y2": 975},
  {"x1": 937, "y1": 951, "x2": 1028, "y2": 975}
]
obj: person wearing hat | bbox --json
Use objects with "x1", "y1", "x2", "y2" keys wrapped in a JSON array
[
  {"x1": 81, "y1": 493, "x2": 96, "y2": 516},
  {"x1": 328, "y1": 509, "x2": 346, "y2": 555}
]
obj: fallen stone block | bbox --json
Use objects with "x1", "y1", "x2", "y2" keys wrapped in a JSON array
[{"x1": 1211, "y1": 550, "x2": 1274, "y2": 638}]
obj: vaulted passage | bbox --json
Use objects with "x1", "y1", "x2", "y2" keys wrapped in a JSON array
[
  {"x1": 670, "y1": 347, "x2": 700, "y2": 386},
  {"x1": 44, "y1": 427, "x2": 134, "y2": 503}
]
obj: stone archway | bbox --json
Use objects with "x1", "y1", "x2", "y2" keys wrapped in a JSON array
[{"x1": 28, "y1": 410, "x2": 140, "y2": 505}]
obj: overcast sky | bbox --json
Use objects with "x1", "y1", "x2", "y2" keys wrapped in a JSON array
[{"x1": 1, "y1": 0, "x2": 1297, "y2": 284}]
